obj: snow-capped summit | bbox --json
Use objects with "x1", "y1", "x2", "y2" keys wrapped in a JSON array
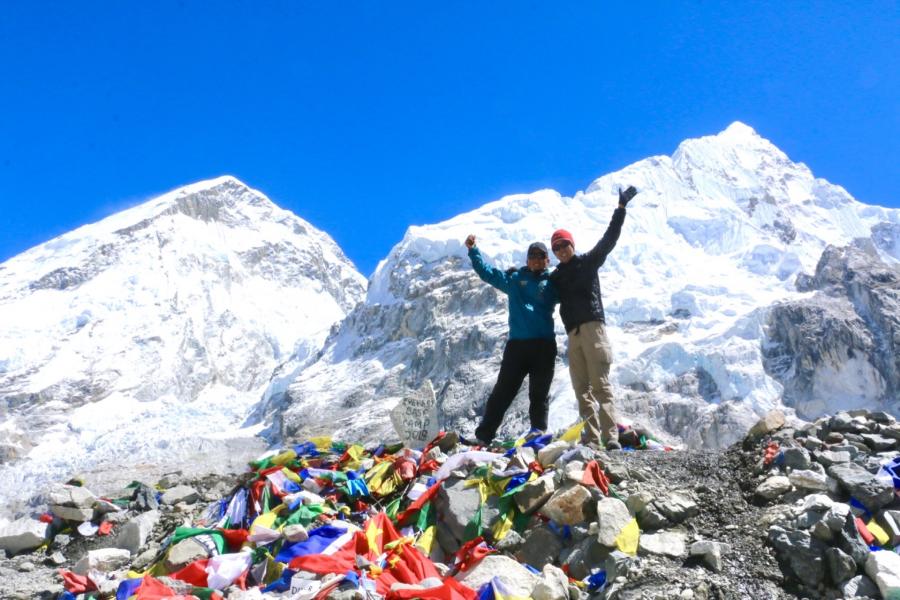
[
  {"x1": 277, "y1": 123, "x2": 900, "y2": 450},
  {"x1": 0, "y1": 176, "x2": 366, "y2": 520}
]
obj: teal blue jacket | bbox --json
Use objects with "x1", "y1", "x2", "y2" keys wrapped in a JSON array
[{"x1": 468, "y1": 246, "x2": 558, "y2": 340}]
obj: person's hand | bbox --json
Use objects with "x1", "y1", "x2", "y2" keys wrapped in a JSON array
[
  {"x1": 618, "y1": 186, "x2": 638, "y2": 207},
  {"x1": 465, "y1": 234, "x2": 476, "y2": 249}
]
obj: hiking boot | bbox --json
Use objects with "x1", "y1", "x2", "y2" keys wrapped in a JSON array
[
  {"x1": 605, "y1": 440, "x2": 622, "y2": 451},
  {"x1": 460, "y1": 435, "x2": 492, "y2": 448}
]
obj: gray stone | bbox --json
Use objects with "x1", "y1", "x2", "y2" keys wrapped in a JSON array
[
  {"x1": 161, "y1": 485, "x2": 199, "y2": 505},
  {"x1": 830, "y1": 412, "x2": 855, "y2": 432},
  {"x1": 537, "y1": 441, "x2": 569, "y2": 467},
  {"x1": 604, "y1": 463, "x2": 629, "y2": 484},
  {"x1": 803, "y1": 437, "x2": 825, "y2": 452},
  {"x1": 865, "y1": 548, "x2": 900, "y2": 599},
  {"x1": 541, "y1": 484, "x2": 591, "y2": 525},
  {"x1": 835, "y1": 513, "x2": 870, "y2": 567},
  {"x1": 514, "y1": 474, "x2": 556, "y2": 514},
  {"x1": 690, "y1": 540, "x2": 730, "y2": 573},
  {"x1": 74, "y1": 547, "x2": 131, "y2": 574},
  {"x1": 625, "y1": 491, "x2": 653, "y2": 515},
  {"x1": 788, "y1": 469, "x2": 828, "y2": 491},
  {"x1": 115, "y1": 509, "x2": 160, "y2": 554},
  {"x1": 637, "y1": 502, "x2": 671, "y2": 530},
  {"x1": 131, "y1": 484, "x2": 159, "y2": 511},
  {"x1": 51, "y1": 504, "x2": 95, "y2": 522},
  {"x1": 871, "y1": 412, "x2": 895, "y2": 424},
  {"x1": 0, "y1": 517, "x2": 49, "y2": 555},
  {"x1": 767, "y1": 527, "x2": 827, "y2": 587},
  {"x1": 817, "y1": 450, "x2": 852, "y2": 468},
  {"x1": 879, "y1": 510, "x2": 900, "y2": 545},
  {"x1": 782, "y1": 447, "x2": 811, "y2": 470},
  {"x1": 531, "y1": 564, "x2": 569, "y2": 600},
  {"x1": 455, "y1": 555, "x2": 538, "y2": 598},
  {"x1": 49, "y1": 484, "x2": 97, "y2": 509},
  {"x1": 824, "y1": 503, "x2": 852, "y2": 531},
  {"x1": 638, "y1": 531, "x2": 686, "y2": 558},
  {"x1": 17, "y1": 560, "x2": 35, "y2": 572},
  {"x1": 93, "y1": 499, "x2": 123, "y2": 517},
  {"x1": 842, "y1": 574, "x2": 880, "y2": 599},
  {"x1": 517, "y1": 526, "x2": 563, "y2": 570},
  {"x1": 657, "y1": 492, "x2": 699, "y2": 523},
  {"x1": 595, "y1": 497, "x2": 632, "y2": 547},
  {"x1": 796, "y1": 509, "x2": 826, "y2": 530},
  {"x1": 825, "y1": 432, "x2": 845, "y2": 444},
  {"x1": 507, "y1": 446, "x2": 536, "y2": 471},
  {"x1": 755, "y1": 476, "x2": 792, "y2": 500},
  {"x1": 810, "y1": 520, "x2": 833, "y2": 542},
  {"x1": 164, "y1": 536, "x2": 214, "y2": 572},
  {"x1": 881, "y1": 424, "x2": 900, "y2": 441},
  {"x1": 495, "y1": 530, "x2": 525, "y2": 553},
  {"x1": 825, "y1": 547, "x2": 857, "y2": 585},
  {"x1": 435, "y1": 477, "x2": 500, "y2": 548},
  {"x1": 861, "y1": 433, "x2": 898, "y2": 452},
  {"x1": 283, "y1": 523, "x2": 309, "y2": 543},
  {"x1": 51, "y1": 533, "x2": 71, "y2": 550},
  {"x1": 747, "y1": 410, "x2": 785, "y2": 438},
  {"x1": 46, "y1": 551, "x2": 66, "y2": 566},
  {"x1": 828, "y1": 462, "x2": 895, "y2": 513},
  {"x1": 158, "y1": 473, "x2": 182, "y2": 489}
]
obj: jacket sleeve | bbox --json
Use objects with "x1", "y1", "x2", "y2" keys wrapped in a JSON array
[
  {"x1": 585, "y1": 207, "x2": 626, "y2": 268},
  {"x1": 468, "y1": 247, "x2": 513, "y2": 294}
]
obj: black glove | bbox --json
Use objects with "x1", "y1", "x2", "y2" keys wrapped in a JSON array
[{"x1": 618, "y1": 186, "x2": 638, "y2": 207}]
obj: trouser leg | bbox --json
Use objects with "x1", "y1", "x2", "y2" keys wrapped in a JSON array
[
  {"x1": 476, "y1": 341, "x2": 528, "y2": 443},
  {"x1": 567, "y1": 328, "x2": 603, "y2": 447},
  {"x1": 527, "y1": 338, "x2": 557, "y2": 432},
  {"x1": 582, "y1": 321, "x2": 618, "y2": 445}
]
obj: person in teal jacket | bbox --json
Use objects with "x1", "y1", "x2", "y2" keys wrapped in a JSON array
[{"x1": 464, "y1": 233, "x2": 559, "y2": 445}]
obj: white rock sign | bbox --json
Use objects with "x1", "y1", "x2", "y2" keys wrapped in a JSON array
[{"x1": 390, "y1": 380, "x2": 440, "y2": 448}]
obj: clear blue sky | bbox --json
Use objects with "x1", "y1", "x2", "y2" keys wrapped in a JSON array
[{"x1": 1, "y1": 2, "x2": 897, "y2": 276}]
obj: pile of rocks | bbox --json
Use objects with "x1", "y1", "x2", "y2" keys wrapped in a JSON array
[{"x1": 748, "y1": 409, "x2": 900, "y2": 599}]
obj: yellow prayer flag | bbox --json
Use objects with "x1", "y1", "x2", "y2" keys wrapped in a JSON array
[
  {"x1": 560, "y1": 421, "x2": 586, "y2": 443},
  {"x1": 614, "y1": 518, "x2": 640, "y2": 555}
]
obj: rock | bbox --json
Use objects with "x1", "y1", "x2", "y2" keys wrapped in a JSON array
[
  {"x1": 823, "y1": 503, "x2": 852, "y2": 531},
  {"x1": 158, "y1": 473, "x2": 182, "y2": 489},
  {"x1": 861, "y1": 433, "x2": 898, "y2": 452},
  {"x1": 595, "y1": 497, "x2": 633, "y2": 547},
  {"x1": 74, "y1": 548, "x2": 132, "y2": 575},
  {"x1": 657, "y1": 492, "x2": 699, "y2": 523},
  {"x1": 133, "y1": 544, "x2": 159, "y2": 570},
  {"x1": 817, "y1": 450, "x2": 851, "y2": 468},
  {"x1": 115, "y1": 509, "x2": 160, "y2": 554},
  {"x1": 537, "y1": 442, "x2": 569, "y2": 467},
  {"x1": 835, "y1": 513, "x2": 870, "y2": 567},
  {"x1": 865, "y1": 548, "x2": 900, "y2": 599},
  {"x1": 755, "y1": 476, "x2": 792, "y2": 500},
  {"x1": 690, "y1": 540, "x2": 730, "y2": 573},
  {"x1": 17, "y1": 561, "x2": 34, "y2": 572},
  {"x1": 747, "y1": 410, "x2": 785, "y2": 438},
  {"x1": 161, "y1": 485, "x2": 199, "y2": 505},
  {"x1": 625, "y1": 491, "x2": 653, "y2": 515},
  {"x1": 516, "y1": 526, "x2": 562, "y2": 570},
  {"x1": 435, "y1": 477, "x2": 500, "y2": 549},
  {"x1": 514, "y1": 474, "x2": 556, "y2": 514},
  {"x1": 454, "y1": 555, "x2": 538, "y2": 598},
  {"x1": 49, "y1": 484, "x2": 97, "y2": 508},
  {"x1": 842, "y1": 574, "x2": 881, "y2": 598},
  {"x1": 94, "y1": 498, "x2": 123, "y2": 518},
  {"x1": 825, "y1": 547, "x2": 857, "y2": 584},
  {"x1": 51, "y1": 505, "x2": 95, "y2": 522},
  {"x1": 879, "y1": 510, "x2": 900, "y2": 545},
  {"x1": 825, "y1": 432, "x2": 846, "y2": 444},
  {"x1": 564, "y1": 461, "x2": 585, "y2": 482},
  {"x1": 283, "y1": 524, "x2": 309, "y2": 543},
  {"x1": 51, "y1": 533, "x2": 71, "y2": 550},
  {"x1": 45, "y1": 551, "x2": 66, "y2": 566},
  {"x1": 495, "y1": 530, "x2": 525, "y2": 553},
  {"x1": 782, "y1": 447, "x2": 811, "y2": 470},
  {"x1": 164, "y1": 537, "x2": 214, "y2": 571},
  {"x1": 787, "y1": 469, "x2": 828, "y2": 491},
  {"x1": 0, "y1": 517, "x2": 49, "y2": 555},
  {"x1": 541, "y1": 484, "x2": 591, "y2": 525},
  {"x1": 830, "y1": 412, "x2": 855, "y2": 432},
  {"x1": 637, "y1": 502, "x2": 671, "y2": 530},
  {"x1": 828, "y1": 462, "x2": 895, "y2": 512},
  {"x1": 767, "y1": 527, "x2": 827, "y2": 587},
  {"x1": 131, "y1": 484, "x2": 159, "y2": 511},
  {"x1": 531, "y1": 564, "x2": 569, "y2": 600},
  {"x1": 638, "y1": 531, "x2": 686, "y2": 558}
]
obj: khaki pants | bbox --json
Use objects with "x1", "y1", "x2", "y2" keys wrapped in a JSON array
[{"x1": 567, "y1": 321, "x2": 618, "y2": 447}]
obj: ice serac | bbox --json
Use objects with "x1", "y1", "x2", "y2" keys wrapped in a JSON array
[
  {"x1": 0, "y1": 176, "x2": 366, "y2": 519},
  {"x1": 278, "y1": 122, "x2": 900, "y2": 449}
]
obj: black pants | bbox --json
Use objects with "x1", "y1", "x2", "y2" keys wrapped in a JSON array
[{"x1": 475, "y1": 338, "x2": 557, "y2": 443}]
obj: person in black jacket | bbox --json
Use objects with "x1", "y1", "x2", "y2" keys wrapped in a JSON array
[{"x1": 550, "y1": 186, "x2": 637, "y2": 450}]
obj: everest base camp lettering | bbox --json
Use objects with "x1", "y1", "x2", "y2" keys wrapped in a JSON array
[{"x1": 390, "y1": 380, "x2": 439, "y2": 448}]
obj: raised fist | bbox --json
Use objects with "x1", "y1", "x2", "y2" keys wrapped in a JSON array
[
  {"x1": 618, "y1": 186, "x2": 638, "y2": 207},
  {"x1": 465, "y1": 234, "x2": 476, "y2": 249}
]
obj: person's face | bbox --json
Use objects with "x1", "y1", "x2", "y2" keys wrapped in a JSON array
[
  {"x1": 553, "y1": 241, "x2": 575, "y2": 264},
  {"x1": 527, "y1": 252, "x2": 550, "y2": 273}
]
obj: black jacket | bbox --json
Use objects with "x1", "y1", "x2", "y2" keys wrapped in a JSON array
[{"x1": 550, "y1": 207, "x2": 626, "y2": 333}]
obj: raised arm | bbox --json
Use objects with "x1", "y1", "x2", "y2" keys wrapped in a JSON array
[
  {"x1": 465, "y1": 234, "x2": 513, "y2": 294},
  {"x1": 585, "y1": 186, "x2": 637, "y2": 267}
]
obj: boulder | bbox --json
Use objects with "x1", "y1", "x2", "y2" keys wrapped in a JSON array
[
  {"x1": 454, "y1": 555, "x2": 538, "y2": 598},
  {"x1": 531, "y1": 564, "x2": 569, "y2": 600},
  {"x1": 689, "y1": 540, "x2": 730, "y2": 573},
  {"x1": 513, "y1": 474, "x2": 556, "y2": 515},
  {"x1": 49, "y1": 484, "x2": 97, "y2": 508},
  {"x1": 827, "y1": 462, "x2": 895, "y2": 513},
  {"x1": 74, "y1": 548, "x2": 131, "y2": 575},
  {"x1": 537, "y1": 442, "x2": 569, "y2": 468},
  {"x1": 865, "y1": 548, "x2": 900, "y2": 600},
  {"x1": 755, "y1": 476, "x2": 792, "y2": 500},
  {"x1": 115, "y1": 510, "x2": 160, "y2": 554},
  {"x1": 595, "y1": 497, "x2": 633, "y2": 547},
  {"x1": 638, "y1": 531, "x2": 686, "y2": 558},
  {"x1": 161, "y1": 485, "x2": 199, "y2": 505},
  {"x1": 0, "y1": 518, "x2": 49, "y2": 556},
  {"x1": 825, "y1": 547, "x2": 856, "y2": 585},
  {"x1": 516, "y1": 526, "x2": 562, "y2": 570},
  {"x1": 747, "y1": 410, "x2": 785, "y2": 438},
  {"x1": 51, "y1": 505, "x2": 95, "y2": 522},
  {"x1": 767, "y1": 527, "x2": 827, "y2": 587},
  {"x1": 657, "y1": 492, "x2": 698, "y2": 523},
  {"x1": 164, "y1": 536, "x2": 215, "y2": 571},
  {"x1": 541, "y1": 484, "x2": 591, "y2": 525}
]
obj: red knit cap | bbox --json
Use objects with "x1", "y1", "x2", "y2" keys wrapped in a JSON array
[{"x1": 551, "y1": 229, "x2": 574, "y2": 249}]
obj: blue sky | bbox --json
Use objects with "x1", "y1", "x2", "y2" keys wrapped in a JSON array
[{"x1": 1, "y1": 2, "x2": 897, "y2": 276}]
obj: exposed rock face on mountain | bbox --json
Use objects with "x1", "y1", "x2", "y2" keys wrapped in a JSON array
[
  {"x1": 0, "y1": 176, "x2": 366, "y2": 519},
  {"x1": 276, "y1": 123, "x2": 900, "y2": 450},
  {"x1": 764, "y1": 240, "x2": 900, "y2": 418}
]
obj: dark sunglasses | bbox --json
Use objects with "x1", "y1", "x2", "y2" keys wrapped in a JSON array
[
  {"x1": 552, "y1": 242, "x2": 571, "y2": 251},
  {"x1": 527, "y1": 252, "x2": 547, "y2": 260}
]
